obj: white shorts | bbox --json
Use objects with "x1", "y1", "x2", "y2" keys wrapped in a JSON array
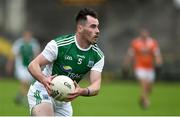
[
  {"x1": 27, "y1": 83, "x2": 73, "y2": 116},
  {"x1": 135, "y1": 68, "x2": 155, "y2": 82}
]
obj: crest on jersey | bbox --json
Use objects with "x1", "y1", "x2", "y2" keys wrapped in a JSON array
[
  {"x1": 87, "y1": 60, "x2": 94, "y2": 67},
  {"x1": 60, "y1": 65, "x2": 72, "y2": 73},
  {"x1": 64, "y1": 55, "x2": 73, "y2": 61}
]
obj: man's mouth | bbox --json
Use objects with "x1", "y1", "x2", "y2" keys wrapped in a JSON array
[{"x1": 94, "y1": 35, "x2": 99, "y2": 38}]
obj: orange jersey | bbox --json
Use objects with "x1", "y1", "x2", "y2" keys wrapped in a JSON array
[{"x1": 131, "y1": 37, "x2": 159, "y2": 69}]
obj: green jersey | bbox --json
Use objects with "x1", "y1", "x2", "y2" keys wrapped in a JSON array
[
  {"x1": 12, "y1": 38, "x2": 40, "y2": 67},
  {"x1": 42, "y1": 34, "x2": 104, "y2": 83},
  {"x1": 19, "y1": 42, "x2": 34, "y2": 66}
]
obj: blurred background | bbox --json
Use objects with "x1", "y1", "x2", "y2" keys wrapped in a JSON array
[
  {"x1": 1, "y1": 0, "x2": 180, "y2": 80},
  {"x1": 0, "y1": 0, "x2": 180, "y2": 116}
]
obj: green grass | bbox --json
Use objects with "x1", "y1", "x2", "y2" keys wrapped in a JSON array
[
  {"x1": 73, "y1": 81, "x2": 180, "y2": 116},
  {"x1": 0, "y1": 79, "x2": 29, "y2": 116},
  {"x1": 0, "y1": 78, "x2": 180, "y2": 116}
]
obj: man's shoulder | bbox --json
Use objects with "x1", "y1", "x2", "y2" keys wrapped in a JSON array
[
  {"x1": 148, "y1": 38, "x2": 159, "y2": 47},
  {"x1": 13, "y1": 38, "x2": 23, "y2": 46},
  {"x1": 54, "y1": 34, "x2": 75, "y2": 41},
  {"x1": 92, "y1": 44, "x2": 104, "y2": 58},
  {"x1": 53, "y1": 34, "x2": 75, "y2": 47},
  {"x1": 130, "y1": 38, "x2": 139, "y2": 46},
  {"x1": 150, "y1": 38, "x2": 158, "y2": 43}
]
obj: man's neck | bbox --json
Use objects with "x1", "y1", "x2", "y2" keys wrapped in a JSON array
[{"x1": 75, "y1": 33, "x2": 91, "y2": 49}]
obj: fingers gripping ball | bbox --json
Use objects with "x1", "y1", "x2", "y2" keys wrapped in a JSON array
[{"x1": 51, "y1": 75, "x2": 75, "y2": 101}]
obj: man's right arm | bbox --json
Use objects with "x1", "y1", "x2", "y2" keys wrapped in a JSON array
[{"x1": 28, "y1": 53, "x2": 54, "y2": 95}]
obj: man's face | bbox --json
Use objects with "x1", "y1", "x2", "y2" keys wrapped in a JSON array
[
  {"x1": 140, "y1": 29, "x2": 149, "y2": 39},
  {"x1": 80, "y1": 15, "x2": 100, "y2": 44},
  {"x1": 23, "y1": 31, "x2": 32, "y2": 42}
]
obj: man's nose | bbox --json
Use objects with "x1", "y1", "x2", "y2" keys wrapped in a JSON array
[{"x1": 96, "y1": 28, "x2": 100, "y2": 34}]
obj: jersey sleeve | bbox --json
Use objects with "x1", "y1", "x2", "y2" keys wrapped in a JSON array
[
  {"x1": 42, "y1": 40, "x2": 58, "y2": 62},
  {"x1": 91, "y1": 56, "x2": 104, "y2": 72},
  {"x1": 12, "y1": 39, "x2": 21, "y2": 56},
  {"x1": 32, "y1": 39, "x2": 41, "y2": 56}
]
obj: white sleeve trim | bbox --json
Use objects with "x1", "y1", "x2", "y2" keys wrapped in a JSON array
[
  {"x1": 12, "y1": 39, "x2": 22, "y2": 55},
  {"x1": 42, "y1": 40, "x2": 58, "y2": 62},
  {"x1": 91, "y1": 56, "x2": 104, "y2": 72}
]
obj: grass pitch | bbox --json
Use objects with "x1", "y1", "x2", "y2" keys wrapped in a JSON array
[{"x1": 0, "y1": 78, "x2": 180, "y2": 116}]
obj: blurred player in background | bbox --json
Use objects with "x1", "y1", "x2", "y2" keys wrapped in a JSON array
[
  {"x1": 9, "y1": 31, "x2": 40, "y2": 105},
  {"x1": 124, "y1": 29, "x2": 163, "y2": 109},
  {"x1": 27, "y1": 8, "x2": 104, "y2": 116}
]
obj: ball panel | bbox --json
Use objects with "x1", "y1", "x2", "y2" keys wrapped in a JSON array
[{"x1": 51, "y1": 75, "x2": 75, "y2": 101}]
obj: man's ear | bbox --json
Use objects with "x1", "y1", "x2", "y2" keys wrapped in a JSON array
[{"x1": 77, "y1": 24, "x2": 83, "y2": 33}]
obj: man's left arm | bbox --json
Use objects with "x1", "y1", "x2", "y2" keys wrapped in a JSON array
[
  {"x1": 85, "y1": 56, "x2": 104, "y2": 96},
  {"x1": 65, "y1": 71, "x2": 102, "y2": 102},
  {"x1": 153, "y1": 43, "x2": 163, "y2": 78},
  {"x1": 86, "y1": 70, "x2": 102, "y2": 96},
  {"x1": 154, "y1": 45, "x2": 163, "y2": 66}
]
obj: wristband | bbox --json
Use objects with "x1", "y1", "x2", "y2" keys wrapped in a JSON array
[{"x1": 86, "y1": 88, "x2": 90, "y2": 96}]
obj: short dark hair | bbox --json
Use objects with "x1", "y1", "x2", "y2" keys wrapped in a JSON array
[{"x1": 75, "y1": 8, "x2": 98, "y2": 25}]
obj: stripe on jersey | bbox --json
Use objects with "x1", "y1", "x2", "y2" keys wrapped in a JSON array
[
  {"x1": 56, "y1": 36, "x2": 75, "y2": 47},
  {"x1": 58, "y1": 41, "x2": 75, "y2": 47},
  {"x1": 92, "y1": 46, "x2": 104, "y2": 58},
  {"x1": 56, "y1": 36, "x2": 74, "y2": 43},
  {"x1": 57, "y1": 38, "x2": 74, "y2": 46}
]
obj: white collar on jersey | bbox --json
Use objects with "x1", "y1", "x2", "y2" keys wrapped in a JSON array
[{"x1": 74, "y1": 35, "x2": 92, "y2": 51}]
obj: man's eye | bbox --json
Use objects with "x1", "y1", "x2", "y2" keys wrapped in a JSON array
[{"x1": 91, "y1": 25, "x2": 97, "y2": 28}]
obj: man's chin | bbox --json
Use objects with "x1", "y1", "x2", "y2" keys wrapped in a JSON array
[
  {"x1": 92, "y1": 42, "x2": 97, "y2": 45},
  {"x1": 92, "y1": 40, "x2": 98, "y2": 44}
]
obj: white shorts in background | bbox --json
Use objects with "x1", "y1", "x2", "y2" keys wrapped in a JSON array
[
  {"x1": 27, "y1": 83, "x2": 73, "y2": 116},
  {"x1": 15, "y1": 66, "x2": 33, "y2": 82},
  {"x1": 135, "y1": 68, "x2": 155, "y2": 82}
]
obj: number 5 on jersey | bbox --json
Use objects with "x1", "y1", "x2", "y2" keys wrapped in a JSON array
[{"x1": 77, "y1": 58, "x2": 82, "y2": 64}]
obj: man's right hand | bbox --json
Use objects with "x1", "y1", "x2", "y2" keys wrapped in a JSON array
[{"x1": 41, "y1": 75, "x2": 57, "y2": 96}]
